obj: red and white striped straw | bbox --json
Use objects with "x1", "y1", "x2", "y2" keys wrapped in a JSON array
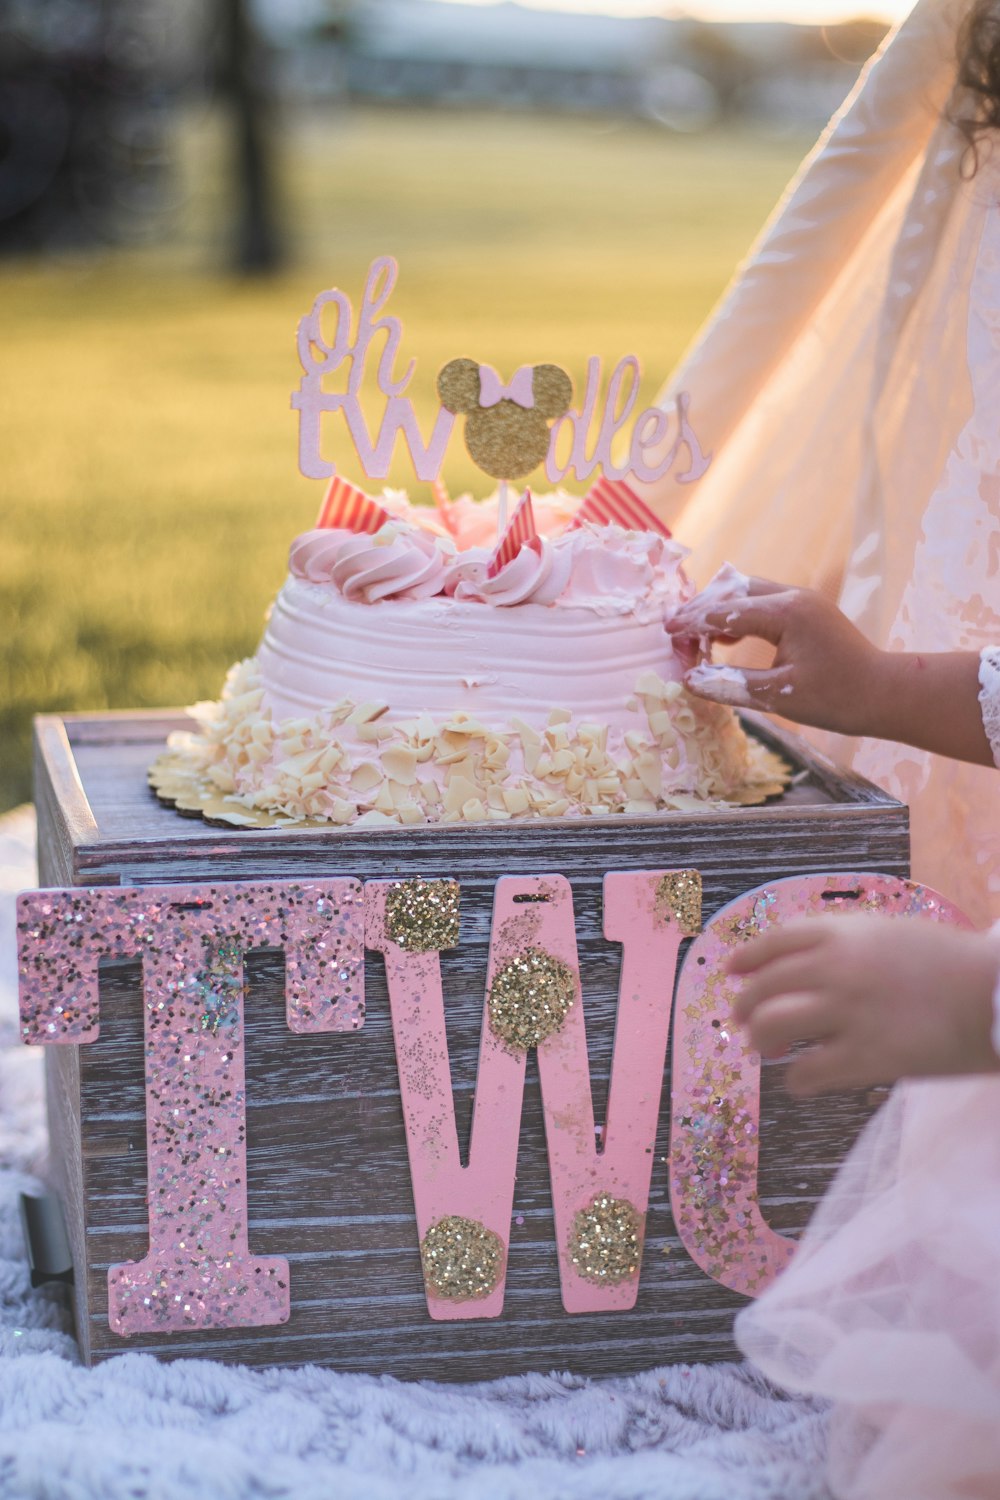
[
  {"x1": 487, "y1": 489, "x2": 539, "y2": 577},
  {"x1": 316, "y1": 476, "x2": 393, "y2": 534},
  {"x1": 566, "y1": 476, "x2": 672, "y2": 539}
]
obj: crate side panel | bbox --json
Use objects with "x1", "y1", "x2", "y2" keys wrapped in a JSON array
[
  {"x1": 76, "y1": 856, "x2": 902, "y2": 1373},
  {"x1": 37, "y1": 710, "x2": 910, "y2": 1374}
]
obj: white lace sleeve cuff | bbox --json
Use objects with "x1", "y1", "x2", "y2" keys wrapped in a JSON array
[
  {"x1": 979, "y1": 647, "x2": 1000, "y2": 769},
  {"x1": 990, "y1": 922, "x2": 1000, "y2": 1062}
]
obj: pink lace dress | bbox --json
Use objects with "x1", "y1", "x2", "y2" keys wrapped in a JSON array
[
  {"x1": 736, "y1": 650, "x2": 1000, "y2": 1500},
  {"x1": 639, "y1": 1, "x2": 1000, "y2": 927}
]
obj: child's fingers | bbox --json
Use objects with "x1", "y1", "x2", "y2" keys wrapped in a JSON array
[
  {"x1": 668, "y1": 591, "x2": 796, "y2": 644},
  {"x1": 685, "y1": 662, "x2": 795, "y2": 712},
  {"x1": 727, "y1": 919, "x2": 831, "y2": 979},
  {"x1": 744, "y1": 576, "x2": 788, "y2": 597},
  {"x1": 731, "y1": 952, "x2": 832, "y2": 1024},
  {"x1": 669, "y1": 575, "x2": 786, "y2": 632},
  {"x1": 745, "y1": 993, "x2": 834, "y2": 1057},
  {"x1": 784, "y1": 1041, "x2": 870, "y2": 1098}
]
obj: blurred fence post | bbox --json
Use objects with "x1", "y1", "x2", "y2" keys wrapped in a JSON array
[{"x1": 217, "y1": 0, "x2": 284, "y2": 274}]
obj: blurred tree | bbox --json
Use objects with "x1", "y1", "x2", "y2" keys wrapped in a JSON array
[
  {"x1": 816, "y1": 19, "x2": 889, "y2": 65},
  {"x1": 0, "y1": 1, "x2": 151, "y2": 252},
  {"x1": 215, "y1": 0, "x2": 284, "y2": 273},
  {"x1": 789, "y1": 17, "x2": 888, "y2": 64},
  {"x1": 673, "y1": 22, "x2": 754, "y2": 119}
]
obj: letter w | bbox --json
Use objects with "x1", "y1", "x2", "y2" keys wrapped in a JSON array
[{"x1": 365, "y1": 871, "x2": 695, "y2": 1320}]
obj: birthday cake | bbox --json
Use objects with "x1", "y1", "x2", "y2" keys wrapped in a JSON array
[
  {"x1": 149, "y1": 258, "x2": 786, "y2": 827},
  {"x1": 151, "y1": 483, "x2": 784, "y2": 828}
]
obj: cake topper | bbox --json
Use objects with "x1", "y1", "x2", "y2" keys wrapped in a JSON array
[
  {"x1": 437, "y1": 358, "x2": 573, "y2": 482},
  {"x1": 292, "y1": 256, "x2": 710, "y2": 494}
]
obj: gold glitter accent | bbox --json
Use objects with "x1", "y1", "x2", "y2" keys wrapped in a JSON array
[
  {"x1": 488, "y1": 946, "x2": 576, "y2": 1050},
  {"x1": 437, "y1": 357, "x2": 481, "y2": 413},
  {"x1": 437, "y1": 358, "x2": 573, "y2": 481},
  {"x1": 467, "y1": 404, "x2": 547, "y2": 481},
  {"x1": 569, "y1": 1195, "x2": 643, "y2": 1284},
  {"x1": 655, "y1": 870, "x2": 702, "y2": 936},
  {"x1": 420, "y1": 1215, "x2": 504, "y2": 1300},
  {"x1": 385, "y1": 879, "x2": 460, "y2": 953},
  {"x1": 531, "y1": 363, "x2": 574, "y2": 418}
]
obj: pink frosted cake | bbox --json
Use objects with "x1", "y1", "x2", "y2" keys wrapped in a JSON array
[{"x1": 156, "y1": 491, "x2": 780, "y2": 827}]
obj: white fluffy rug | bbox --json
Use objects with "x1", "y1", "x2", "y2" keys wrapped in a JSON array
[{"x1": 0, "y1": 807, "x2": 830, "y2": 1500}]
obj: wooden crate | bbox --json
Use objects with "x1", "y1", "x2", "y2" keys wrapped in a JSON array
[{"x1": 32, "y1": 709, "x2": 908, "y2": 1377}]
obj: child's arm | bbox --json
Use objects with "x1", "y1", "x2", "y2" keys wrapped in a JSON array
[
  {"x1": 667, "y1": 575, "x2": 994, "y2": 766},
  {"x1": 728, "y1": 915, "x2": 1000, "y2": 1096}
]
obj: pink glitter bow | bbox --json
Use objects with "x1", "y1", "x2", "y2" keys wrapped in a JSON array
[{"x1": 478, "y1": 364, "x2": 535, "y2": 409}]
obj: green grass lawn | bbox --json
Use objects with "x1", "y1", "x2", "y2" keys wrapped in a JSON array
[{"x1": 0, "y1": 106, "x2": 811, "y2": 812}]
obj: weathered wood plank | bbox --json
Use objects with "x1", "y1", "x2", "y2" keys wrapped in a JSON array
[{"x1": 70, "y1": 922, "x2": 879, "y2": 1368}]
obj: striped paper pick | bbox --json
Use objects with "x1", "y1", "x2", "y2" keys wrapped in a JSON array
[
  {"x1": 487, "y1": 490, "x2": 538, "y2": 577},
  {"x1": 566, "y1": 477, "x2": 672, "y2": 539},
  {"x1": 316, "y1": 476, "x2": 393, "y2": 534}
]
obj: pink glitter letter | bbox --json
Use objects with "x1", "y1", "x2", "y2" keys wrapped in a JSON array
[
  {"x1": 365, "y1": 871, "x2": 693, "y2": 1318},
  {"x1": 17, "y1": 879, "x2": 364, "y2": 1335},
  {"x1": 535, "y1": 870, "x2": 692, "y2": 1313},
  {"x1": 669, "y1": 872, "x2": 971, "y2": 1296}
]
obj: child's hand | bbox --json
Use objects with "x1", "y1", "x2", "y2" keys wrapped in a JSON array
[
  {"x1": 667, "y1": 568, "x2": 993, "y2": 764},
  {"x1": 728, "y1": 915, "x2": 1000, "y2": 1096},
  {"x1": 666, "y1": 572, "x2": 881, "y2": 737}
]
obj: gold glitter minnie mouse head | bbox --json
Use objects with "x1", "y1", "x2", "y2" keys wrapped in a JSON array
[{"x1": 437, "y1": 358, "x2": 573, "y2": 481}]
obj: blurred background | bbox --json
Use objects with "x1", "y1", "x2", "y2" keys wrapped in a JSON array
[{"x1": 0, "y1": 0, "x2": 915, "y2": 813}]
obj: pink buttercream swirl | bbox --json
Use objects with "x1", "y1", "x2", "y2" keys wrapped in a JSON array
[
  {"x1": 288, "y1": 515, "x2": 692, "y2": 613},
  {"x1": 448, "y1": 537, "x2": 574, "y2": 606},
  {"x1": 288, "y1": 528, "x2": 355, "y2": 583},
  {"x1": 290, "y1": 524, "x2": 456, "y2": 602}
]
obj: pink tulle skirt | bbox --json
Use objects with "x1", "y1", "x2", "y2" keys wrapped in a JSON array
[{"x1": 736, "y1": 1077, "x2": 1000, "y2": 1500}]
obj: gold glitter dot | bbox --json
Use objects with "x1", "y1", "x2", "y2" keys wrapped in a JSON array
[
  {"x1": 420, "y1": 1215, "x2": 504, "y2": 1300},
  {"x1": 385, "y1": 879, "x2": 460, "y2": 953},
  {"x1": 488, "y1": 946, "x2": 576, "y2": 1050},
  {"x1": 465, "y1": 404, "x2": 548, "y2": 481},
  {"x1": 655, "y1": 870, "x2": 702, "y2": 936},
  {"x1": 569, "y1": 1195, "x2": 643, "y2": 1284},
  {"x1": 531, "y1": 363, "x2": 574, "y2": 419},
  {"x1": 437, "y1": 358, "x2": 573, "y2": 481}
]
